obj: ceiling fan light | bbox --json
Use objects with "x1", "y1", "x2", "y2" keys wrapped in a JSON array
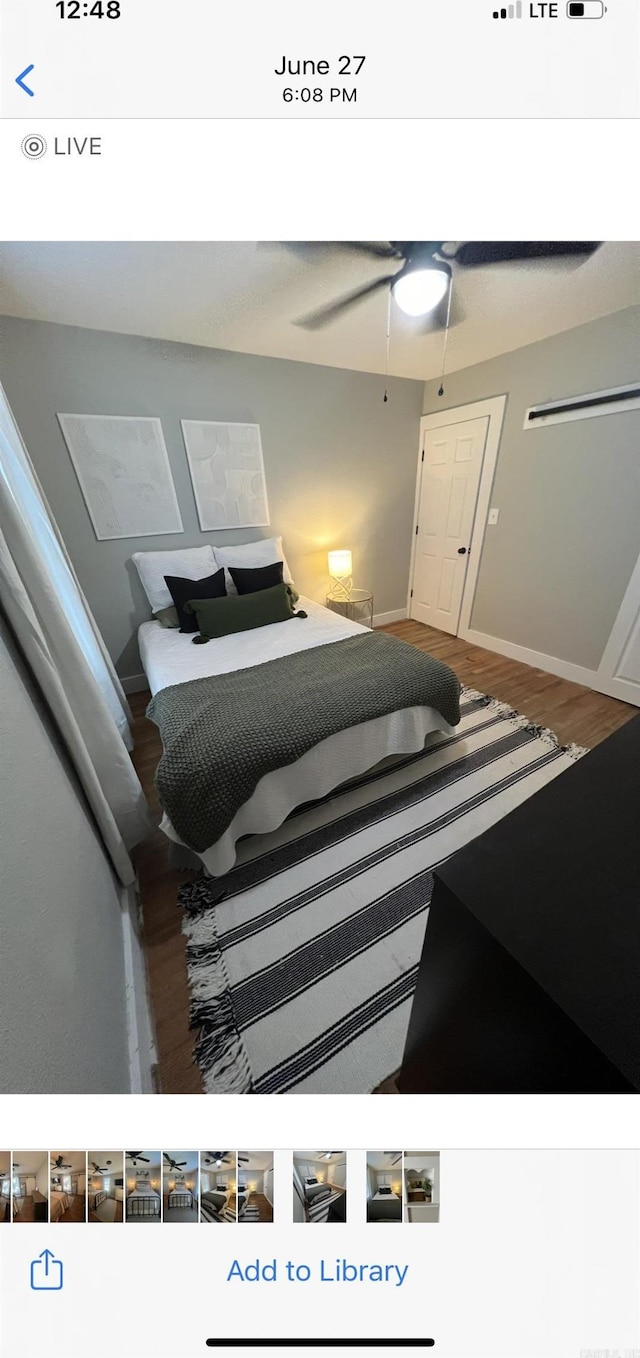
[{"x1": 392, "y1": 267, "x2": 449, "y2": 317}]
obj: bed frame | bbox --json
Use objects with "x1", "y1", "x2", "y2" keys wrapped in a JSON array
[
  {"x1": 166, "y1": 1191, "x2": 193, "y2": 1210},
  {"x1": 92, "y1": 1190, "x2": 108, "y2": 1211},
  {"x1": 127, "y1": 1195, "x2": 161, "y2": 1218}
]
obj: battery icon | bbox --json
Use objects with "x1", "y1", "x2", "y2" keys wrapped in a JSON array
[{"x1": 567, "y1": 1, "x2": 606, "y2": 14}]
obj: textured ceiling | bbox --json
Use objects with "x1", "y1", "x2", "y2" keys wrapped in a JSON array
[{"x1": 0, "y1": 241, "x2": 637, "y2": 380}]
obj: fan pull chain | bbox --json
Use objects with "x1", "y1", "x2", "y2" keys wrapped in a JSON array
[
  {"x1": 383, "y1": 288, "x2": 392, "y2": 403},
  {"x1": 438, "y1": 275, "x2": 454, "y2": 397}
]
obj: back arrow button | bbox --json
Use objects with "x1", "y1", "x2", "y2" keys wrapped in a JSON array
[{"x1": 16, "y1": 64, "x2": 35, "y2": 97}]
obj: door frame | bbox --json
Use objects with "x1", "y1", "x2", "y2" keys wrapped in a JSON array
[{"x1": 407, "y1": 395, "x2": 507, "y2": 634}]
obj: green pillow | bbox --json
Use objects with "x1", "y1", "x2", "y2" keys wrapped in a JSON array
[
  {"x1": 186, "y1": 582, "x2": 301, "y2": 643},
  {"x1": 153, "y1": 605, "x2": 179, "y2": 628}
]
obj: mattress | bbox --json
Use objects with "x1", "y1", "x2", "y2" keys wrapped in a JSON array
[
  {"x1": 138, "y1": 599, "x2": 455, "y2": 876},
  {"x1": 373, "y1": 1190, "x2": 400, "y2": 1199}
]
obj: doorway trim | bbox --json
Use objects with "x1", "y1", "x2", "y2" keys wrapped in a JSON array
[{"x1": 407, "y1": 395, "x2": 507, "y2": 634}]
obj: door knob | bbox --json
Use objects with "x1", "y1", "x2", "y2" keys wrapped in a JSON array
[{"x1": 457, "y1": 547, "x2": 468, "y2": 555}]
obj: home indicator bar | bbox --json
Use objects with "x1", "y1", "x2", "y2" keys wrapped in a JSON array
[{"x1": 205, "y1": 1343, "x2": 436, "y2": 1351}]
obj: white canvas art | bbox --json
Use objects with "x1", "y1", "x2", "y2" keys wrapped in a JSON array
[
  {"x1": 181, "y1": 420, "x2": 270, "y2": 531},
  {"x1": 57, "y1": 414, "x2": 184, "y2": 540}
]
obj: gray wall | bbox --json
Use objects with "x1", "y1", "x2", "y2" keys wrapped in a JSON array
[
  {"x1": 0, "y1": 316, "x2": 424, "y2": 682},
  {"x1": 424, "y1": 306, "x2": 640, "y2": 670},
  {"x1": 0, "y1": 612, "x2": 130, "y2": 1093}
]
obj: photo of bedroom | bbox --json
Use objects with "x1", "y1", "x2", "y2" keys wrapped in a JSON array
[
  {"x1": 49, "y1": 1152, "x2": 87, "y2": 1222},
  {"x1": 0, "y1": 1153, "x2": 10, "y2": 1223},
  {"x1": 366, "y1": 1152, "x2": 403, "y2": 1223},
  {"x1": 199, "y1": 1151, "x2": 237, "y2": 1222},
  {"x1": 88, "y1": 1153, "x2": 124, "y2": 1222},
  {"x1": 162, "y1": 1152, "x2": 199, "y2": 1222},
  {"x1": 293, "y1": 1152, "x2": 347, "y2": 1223},
  {"x1": 11, "y1": 1153, "x2": 49, "y2": 1221},
  {"x1": 403, "y1": 1151, "x2": 441, "y2": 1223},
  {"x1": 237, "y1": 1152, "x2": 274, "y2": 1223},
  {"x1": 1, "y1": 243, "x2": 638, "y2": 1101},
  {"x1": 125, "y1": 1152, "x2": 162, "y2": 1222}
]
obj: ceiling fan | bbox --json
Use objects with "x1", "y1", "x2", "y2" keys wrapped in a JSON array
[
  {"x1": 51, "y1": 1155, "x2": 73, "y2": 1170},
  {"x1": 163, "y1": 1154, "x2": 188, "y2": 1171},
  {"x1": 203, "y1": 1152, "x2": 233, "y2": 1167},
  {"x1": 319, "y1": 1151, "x2": 342, "y2": 1159},
  {"x1": 90, "y1": 1160, "x2": 112, "y2": 1174},
  {"x1": 126, "y1": 1152, "x2": 150, "y2": 1167},
  {"x1": 289, "y1": 241, "x2": 602, "y2": 330}
]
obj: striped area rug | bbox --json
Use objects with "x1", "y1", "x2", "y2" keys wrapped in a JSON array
[
  {"x1": 307, "y1": 1189, "x2": 345, "y2": 1222},
  {"x1": 239, "y1": 1205, "x2": 261, "y2": 1221},
  {"x1": 180, "y1": 689, "x2": 586, "y2": 1095}
]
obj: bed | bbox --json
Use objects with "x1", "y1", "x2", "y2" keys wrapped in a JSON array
[
  {"x1": 90, "y1": 1189, "x2": 108, "y2": 1212},
  {"x1": 200, "y1": 1188, "x2": 232, "y2": 1222},
  {"x1": 367, "y1": 1188, "x2": 402, "y2": 1222},
  {"x1": 49, "y1": 1191, "x2": 70, "y2": 1222},
  {"x1": 140, "y1": 597, "x2": 460, "y2": 876},
  {"x1": 166, "y1": 1190, "x2": 193, "y2": 1210},
  {"x1": 303, "y1": 1176, "x2": 332, "y2": 1204},
  {"x1": 127, "y1": 1182, "x2": 161, "y2": 1219}
]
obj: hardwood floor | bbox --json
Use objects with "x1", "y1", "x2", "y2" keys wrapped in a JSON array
[
  {"x1": 384, "y1": 621, "x2": 635, "y2": 750},
  {"x1": 240, "y1": 1192, "x2": 273, "y2": 1222},
  {"x1": 12, "y1": 1192, "x2": 48, "y2": 1222},
  {"x1": 52, "y1": 1194, "x2": 87, "y2": 1223},
  {"x1": 130, "y1": 620, "x2": 636, "y2": 1096}
]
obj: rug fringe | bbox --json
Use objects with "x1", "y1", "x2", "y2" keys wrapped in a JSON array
[
  {"x1": 461, "y1": 686, "x2": 587, "y2": 761},
  {"x1": 181, "y1": 888, "x2": 253, "y2": 1093}
]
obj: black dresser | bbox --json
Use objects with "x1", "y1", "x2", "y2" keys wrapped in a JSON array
[{"x1": 399, "y1": 713, "x2": 640, "y2": 1093}]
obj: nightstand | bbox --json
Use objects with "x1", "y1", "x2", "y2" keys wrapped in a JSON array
[{"x1": 326, "y1": 588, "x2": 373, "y2": 629}]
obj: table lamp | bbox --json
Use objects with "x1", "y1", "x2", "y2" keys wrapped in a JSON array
[{"x1": 328, "y1": 549, "x2": 353, "y2": 600}]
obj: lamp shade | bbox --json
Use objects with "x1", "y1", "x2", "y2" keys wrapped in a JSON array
[{"x1": 328, "y1": 549, "x2": 353, "y2": 578}]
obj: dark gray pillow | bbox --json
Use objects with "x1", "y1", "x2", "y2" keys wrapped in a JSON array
[{"x1": 164, "y1": 567, "x2": 226, "y2": 633}]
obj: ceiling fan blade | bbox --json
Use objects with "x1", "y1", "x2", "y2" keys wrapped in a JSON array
[
  {"x1": 294, "y1": 274, "x2": 397, "y2": 330},
  {"x1": 454, "y1": 241, "x2": 601, "y2": 267},
  {"x1": 262, "y1": 241, "x2": 400, "y2": 262}
]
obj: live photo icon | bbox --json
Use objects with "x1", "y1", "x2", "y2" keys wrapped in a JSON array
[{"x1": 493, "y1": 3, "x2": 523, "y2": 14}]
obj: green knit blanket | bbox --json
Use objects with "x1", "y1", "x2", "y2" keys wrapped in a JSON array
[{"x1": 146, "y1": 631, "x2": 461, "y2": 853}]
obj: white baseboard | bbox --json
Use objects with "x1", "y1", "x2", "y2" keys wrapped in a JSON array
[
  {"x1": 121, "y1": 884, "x2": 157, "y2": 1094},
  {"x1": 373, "y1": 608, "x2": 407, "y2": 627},
  {"x1": 461, "y1": 626, "x2": 639, "y2": 707},
  {"x1": 122, "y1": 672, "x2": 148, "y2": 694}
]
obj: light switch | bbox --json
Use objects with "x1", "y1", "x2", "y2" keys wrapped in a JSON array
[{"x1": 488, "y1": 507, "x2": 500, "y2": 525}]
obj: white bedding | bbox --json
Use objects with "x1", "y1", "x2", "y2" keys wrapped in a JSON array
[
  {"x1": 138, "y1": 598, "x2": 454, "y2": 876},
  {"x1": 373, "y1": 1190, "x2": 400, "y2": 1200}
]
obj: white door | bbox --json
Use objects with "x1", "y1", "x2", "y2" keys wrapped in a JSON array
[
  {"x1": 597, "y1": 552, "x2": 640, "y2": 706},
  {"x1": 410, "y1": 416, "x2": 489, "y2": 634}
]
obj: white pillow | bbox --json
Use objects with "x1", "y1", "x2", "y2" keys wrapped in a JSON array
[
  {"x1": 132, "y1": 545, "x2": 217, "y2": 612},
  {"x1": 212, "y1": 535, "x2": 293, "y2": 594}
]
